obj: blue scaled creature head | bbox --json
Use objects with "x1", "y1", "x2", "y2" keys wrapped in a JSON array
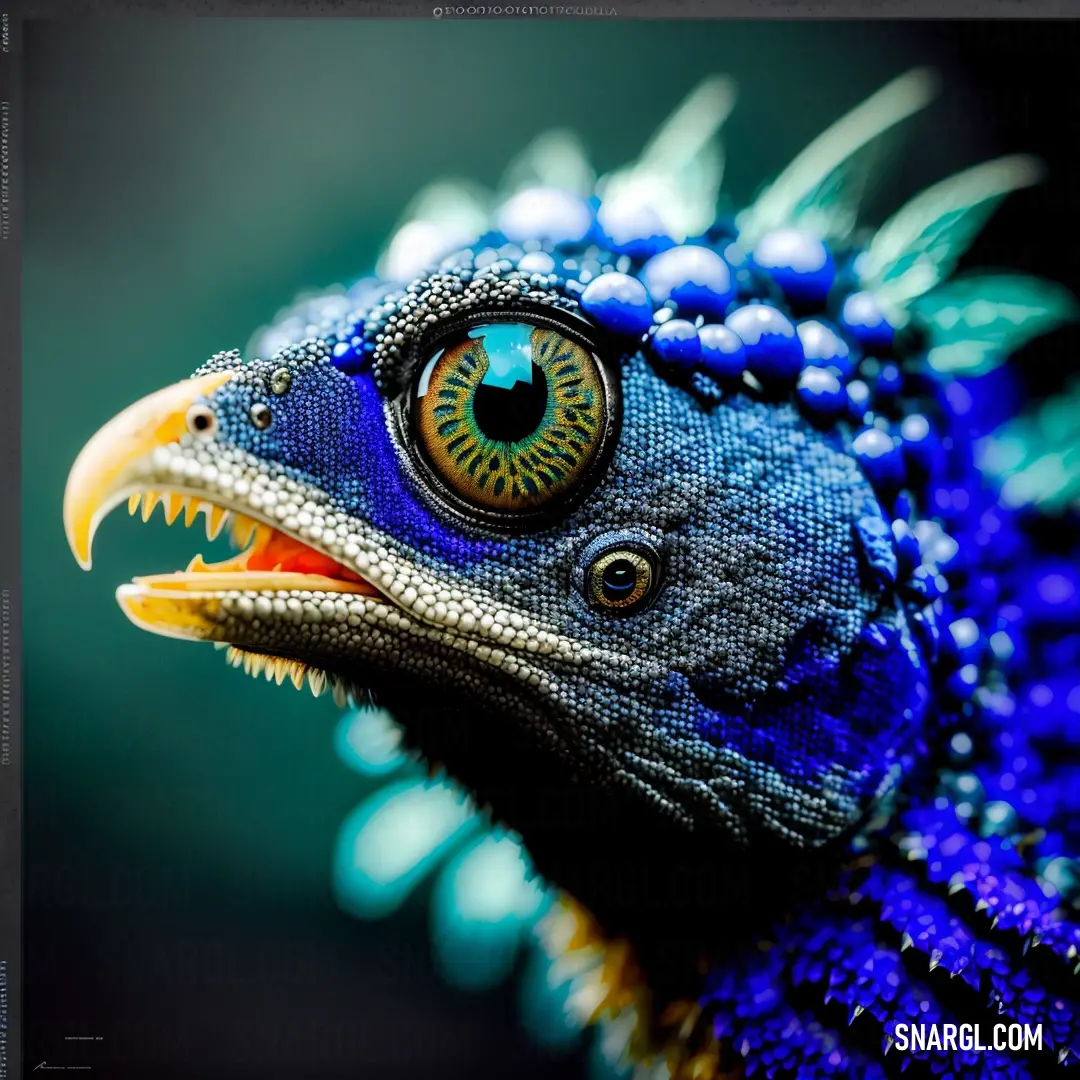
[
  {"x1": 187, "y1": 264, "x2": 930, "y2": 850},
  {"x1": 63, "y1": 69, "x2": 1071, "y2": 853}
]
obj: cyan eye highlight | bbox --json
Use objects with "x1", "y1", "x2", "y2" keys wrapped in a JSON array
[{"x1": 413, "y1": 321, "x2": 607, "y2": 513}]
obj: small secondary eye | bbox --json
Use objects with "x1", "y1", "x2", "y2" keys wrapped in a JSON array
[
  {"x1": 413, "y1": 321, "x2": 607, "y2": 514},
  {"x1": 186, "y1": 403, "x2": 218, "y2": 438},
  {"x1": 586, "y1": 548, "x2": 656, "y2": 613},
  {"x1": 250, "y1": 403, "x2": 273, "y2": 430}
]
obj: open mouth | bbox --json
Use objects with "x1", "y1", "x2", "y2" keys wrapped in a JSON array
[
  {"x1": 117, "y1": 491, "x2": 384, "y2": 700},
  {"x1": 66, "y1": 368, "x2": 571, "y2": 703},
  {"x1": 117, "y1": 488, "x2": 380, "y2": 600},
  {"x1": 63, "y1": 370, "x2": 386, "y2": 701}
]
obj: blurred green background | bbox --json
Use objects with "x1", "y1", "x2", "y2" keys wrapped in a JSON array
[{"x1": 23, "y1": 17, "x2": 1072, "y2": 1077}]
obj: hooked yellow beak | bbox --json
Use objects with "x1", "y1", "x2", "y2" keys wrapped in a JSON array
[
  {"x1": 63, "y1": 371, "x2": 235, "y2": 571},
  {"x1": 63, "y1": 368, "x2": 378, "y2": 652}
]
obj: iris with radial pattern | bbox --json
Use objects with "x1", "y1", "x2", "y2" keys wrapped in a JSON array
[{"x1": 415, "y1": 320, "x2": 607, "y2": 512}]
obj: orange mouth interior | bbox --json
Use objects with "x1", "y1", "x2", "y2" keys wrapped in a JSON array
[
  {"x1": 126, "y1": 491, "x2": 379, "y2": 594},
  {"x1": 235, "y1": 522, "x2": 371, "y2": 583},
  {"x1": 112, "y1": 492, "x2": 379, "y2": 699}
]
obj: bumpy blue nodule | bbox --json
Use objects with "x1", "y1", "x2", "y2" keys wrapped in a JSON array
[{"x1": 751, "y1": 228, "x2": 837, "y2": 305}]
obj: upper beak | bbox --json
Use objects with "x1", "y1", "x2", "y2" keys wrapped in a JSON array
[{"x1": 63, "y1": 371, "x2": 235, "y2": 570}]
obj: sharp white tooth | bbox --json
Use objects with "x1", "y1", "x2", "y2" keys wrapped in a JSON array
[
  {"x1": 212, "y1": 641, "x2": 229, "y2": 651},
  {"x1": 273, "y1": 658, "x2": 289, "y2": 686},
  {"x1": 128, "y1": 494, "x2": 142, "y2": 516},
  {"x1": 164, "y1": 494, "x2": 186, "y2": 525},
  {"x1": 307, "y1": 669, "x2": 327, "y2": 697},
  {"x1": 289, "y1": 663, "x2": 306, "y2": 691},
  {"x1": 226, "y1": 646, "x2": 243, "y2": 667},
  {"x1": 141, "y1": 492, "x2": 161, "y2": 523},
  {"x1": 231, "y1": 515, "x2": 259, "y2": 550},
  {"x1": 183, "y1": 497, "x2": 200, "y2": 528},
  {"x1": 332, "y1": 679, "x2": 348, "y2": 708},
  {"x1": 205, "y1": 505, "x2": 229, "y2": 541},
  {"x1": 186, "y1": 554, "x2": 211, "y2": 572}
]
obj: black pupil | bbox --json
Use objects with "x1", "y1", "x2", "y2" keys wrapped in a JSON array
[
  {"x1": 193, "y1": 411, "x2": 211, "y2": 430},
  {"x1": 601, "y1": 559, "x2": 639, "y2": 603},
  {"x1": 472, "y1": 363, "x2": 548, "y2": 443}
]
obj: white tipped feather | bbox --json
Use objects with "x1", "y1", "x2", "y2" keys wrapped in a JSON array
[
  {"x1": 859, "y1": 154, "x2": 1044, "y2": 307},
  {"x1": 596, "y1": 75, "x2": 736, "y2": 244},
  {"x1": 912, "y1": 272, "x2": 1078, "y2": 376},
  {"x1": 977, "y1": 380, "x2": 1080, "y2": 513},
  {"x1": 634, "y1": 74, "x2": 736, "y2": 179},
  {"x1": 376, "y1": 180, "x2": 492, "y2": 283},
  {"x1": 499, "y1": 129, "x2": 596, "y2": 199},
  {"x1": 738, "y1": 68, "x2": 940, "y2": 247}
]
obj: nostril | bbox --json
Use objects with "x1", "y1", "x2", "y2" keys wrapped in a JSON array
[{"x1": 185, "y1": 403, "x2": 218, "y2": 438}]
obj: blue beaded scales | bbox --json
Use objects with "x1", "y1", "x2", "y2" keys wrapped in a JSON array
[
  {"x1": 641, "y1": 245, "x2": 737, "y2": 317},
  {"x1": 650, "y1": 318, "x2": 701, "y2": 369},
  {"x1": 723, "y1": 302, "x2": 804, "y2": 384},
  {"x1": 580, "y1": 271, "x2": 654, "y2": 336},
  {"x1": 751, "y1": 228, "x2": 837, "y2": 304}
]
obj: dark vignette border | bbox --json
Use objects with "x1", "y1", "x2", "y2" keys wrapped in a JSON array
[
  {"x1": 9, "y1": 0, "x2": 1080, "y2": 17},
  {"x1": 0, "y1": 7, "x2": 19, "y2": 1080}
]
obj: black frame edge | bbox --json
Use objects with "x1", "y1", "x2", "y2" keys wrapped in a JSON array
[{"x1": 0, "y1": 8, "x2": 22, "y2": 1080}]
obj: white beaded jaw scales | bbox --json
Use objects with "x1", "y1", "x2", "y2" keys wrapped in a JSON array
[{"x1": 132, "y1": 432, "x2": 601, "y2": 699}]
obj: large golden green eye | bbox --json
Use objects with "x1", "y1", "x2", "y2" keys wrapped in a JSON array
[{"x1": 413, "y1": 321, "x2": 607, "y2": 513}]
